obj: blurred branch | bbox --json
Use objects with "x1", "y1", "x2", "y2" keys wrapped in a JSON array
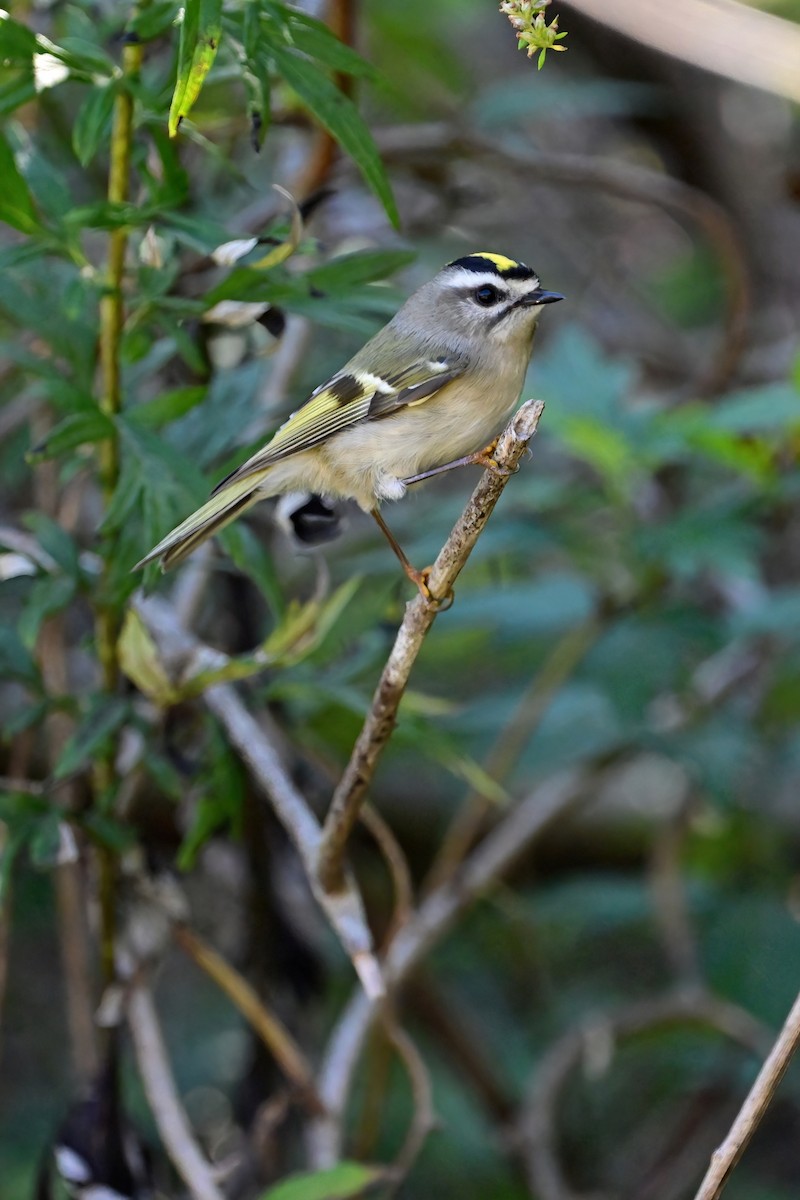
[
  {"x1": 0, "y1": 885, "x2": 9, "y2": 1052},
  {"x1": 31, "y1": 410, "x2": 98, "y2": 1083},
  {"x1": 128, "y1": 982, "x2": 225, "y2": 1200},
  {"x1": 649, "y1": 801, "x2": 701, "y2": 986},
  {"x1": 135, "y1": 594, "x2": 384, "y2": 1000},
  {"x1": 515, "y1": 989, "x2": 770, "y2": 1200},
  {"x1": 692, "y1": 987, "x2": 800, "y2": 1200},
  {"x1": 564, "y1": 0, "x2": 800, "y2": 103},
  {"x1": 383, "y1": 1016, "x2": 437, "y2": 1188},
  {"x1": 308, "y1": 768, "x2": 587, "y2": 1167},
  {"x1": 360, "y1": 802, "x2": 415, "y2": 950},
  {"x1": 173, "y1": 924, "x2": 324, "y2": 1114},
  {"x1": 316, "y1": 399, "x2": 546, "y2": 897},
  {"x1": 379, "y1": 128, "x2": 749, "y2": 393},
  {"x1": 407, "y1": 973, "x2": 515, "y2": 1124}
]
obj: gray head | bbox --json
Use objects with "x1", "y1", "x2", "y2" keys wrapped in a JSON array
[{"x1": 393, "y1": 251, "x2": 563, "y2": 360}]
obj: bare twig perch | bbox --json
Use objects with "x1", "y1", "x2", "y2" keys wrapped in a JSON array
[
  {"x1": 692, "y1": 987, "x2": 800, "y2": 1200},
  {"x1": 316, "y1": 399, "x2": 546, "y2": 895}
]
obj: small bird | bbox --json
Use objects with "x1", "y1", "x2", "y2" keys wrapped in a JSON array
[{"x1": 135, "y1": 251, "x2": 562, "y2": 599}]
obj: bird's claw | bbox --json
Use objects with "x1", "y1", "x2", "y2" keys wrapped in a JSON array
[
  {"x1": 409, "y1": 566, "x2": 455, "y2": 612},
  {"x1": 468, "y1": 438, "x2": 517, "y2": 478}
]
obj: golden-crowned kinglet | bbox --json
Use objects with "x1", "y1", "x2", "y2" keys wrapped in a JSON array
[{"x1": 136, "y1": 251, "x2": 562, "y2": 598}]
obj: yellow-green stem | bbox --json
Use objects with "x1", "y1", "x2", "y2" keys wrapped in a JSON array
[{"x1": 94, "y1": 30, "x2": 146, "y2": 991}]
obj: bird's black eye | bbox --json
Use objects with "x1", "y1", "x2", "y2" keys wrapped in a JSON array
[{"x1": 474, "y1": 284, "x2": 500, "y2": 307}]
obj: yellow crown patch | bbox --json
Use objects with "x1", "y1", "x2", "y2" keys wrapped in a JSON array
[{"x1": 470, "y1": 252, "x2": 520, "y2": 273}]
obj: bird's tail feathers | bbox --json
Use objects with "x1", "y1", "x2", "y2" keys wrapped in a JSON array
[{"x1": 133, "y1": 473, "x2": 267, "y2": 572}]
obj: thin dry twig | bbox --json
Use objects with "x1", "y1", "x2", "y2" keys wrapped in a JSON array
[
  {"x1": 360, "y1": 803, "x2": 415, "y2": 950},
  {"x1": 308, "y1": 769, "x2": 586, "y2": 1167},
  {"x1": 316, "y1": 399, "x2": 546, "y2": 896},
  {"x1": 407, "y1": 973, "x2": 515, "y2": 1124},
  {"x1": 135, "y1": 595, "x2": 384, "y2": 1000},
  {"x1": 173, "y1": 924, "x2": 324, "y2": 1114},
  {"x1": 515, "y1": 989, "x2": 770, "y2": 1200},
  {"x1": 692, "y1": 987, "x2": 800, "y2": 1200},
  {"x1": 649, "y1": 801, "x2": 701, "y2": 986},
  {"x1": 382, "y1": 1014, "x2": 438, "y2": 1187},
  {"x1": 127, "y1": 982, "x2": 225, "y2": 1200}
]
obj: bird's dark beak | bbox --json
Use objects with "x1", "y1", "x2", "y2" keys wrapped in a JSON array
[{"x1": 523, "y1": 288, "x2": 564, "y2": 306}]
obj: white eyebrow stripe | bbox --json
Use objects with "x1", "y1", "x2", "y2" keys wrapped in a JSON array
[
  {"x1": 441, "y1": 268, "x2": 539, "y2": 292},
  {"x1": 441, "y1": 268, "x2": 506, "y2": 290}
]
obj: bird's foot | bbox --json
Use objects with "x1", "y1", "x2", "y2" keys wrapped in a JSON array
[{"x1": 408, "y1": 565, "x2": 455, "y2": 612}]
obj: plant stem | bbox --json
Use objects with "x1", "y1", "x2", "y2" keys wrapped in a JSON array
[{"x1": 94, "y1": 28, "x2": 145, "y2": 991}]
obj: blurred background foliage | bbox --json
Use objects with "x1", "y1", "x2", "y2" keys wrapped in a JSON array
[{"x1": 1, "y1": 0, "x2": 800, "y2": 1197}]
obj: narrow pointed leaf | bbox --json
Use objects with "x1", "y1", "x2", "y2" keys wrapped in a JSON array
[
  {"x1": 259, "y1": 1162, "x2": 383, "y2": 1200},
  {"x1": 72, "y1": 79, "x2": 117, "y2": 166},
  {"x1": 119, "y1": 608, "x2": 180, "y2": 707},
  {"x1": 168, "y1": 0, "x2": 223, "y2": 137},
  {"x1": 0, "y1": 129, "x2": 41, "y2": 234},
  {"x1": 269, "y1": 45, "x2": 398, "y2": 227}
]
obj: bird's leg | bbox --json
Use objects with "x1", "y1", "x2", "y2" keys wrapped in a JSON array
[
  {"x1": 402, "y1": 437, "x2": 517, "y2": 486},
  {"x1": 370, "y1": 509, "x2": 454, "y2": 610}
]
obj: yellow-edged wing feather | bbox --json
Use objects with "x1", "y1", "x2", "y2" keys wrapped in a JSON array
[
  {"x1": 134, "y1": 357, "x2": 461, "y2": 572},
  {"x1": 211, "y1": 357, "x2": 461, "y2": 494}
]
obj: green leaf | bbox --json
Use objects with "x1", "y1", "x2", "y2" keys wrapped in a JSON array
[
  {"x1": 29, "y1": 813, "x2": 69, "y2": 869},
  {"x1": 269, "y1": 44, "x2": 398, "y2": 227},
  {"x1": 51, "y1": 37, "x2": 115, "y2": 77},
  {"x1": 22, "y1": 514, "x2": 81, "y2": 579},
  {"x1": 259, "y1": 1162, "x2": 383, "y2": 1200},
  {"x1": 117, "y1": 415, "x2": 207, "y2": 530},
  {"x1": 3, "y1": 700, "x2": 49, "y2": 738},
  {"x1": 221, "y1": 522, "x2": 285, "y2": 617},
  {"x1": 183, "y1": 578, "x2": 360, "y2": 696},
  {"x1": 101, "y1": 456, "x2": 144, "y2": 532},
  {"x1": 80, "y1": 810, "x2": 136, "y2": 853},
  {"x1": 0, "y1": 75, "x2": 37, "y2": 119},
  {"x1": 118, "y1": 608, "x2": 180, "y2": 707},
  {"x1": 0, "y1": 627, "x2": 41, "y2": 688},
  {"x1": 127, "y1": 1, "x2": 181, "y2": 42},
  {"x1": 177, "y1": 731, "x2": 245, "y2": 870},
  {"x1": 707, "y1": 384, "x2": 800, "y2": 434},
  {"x1": 168, "y1": 0, "x2": 223, "y2": 137},
  {"x1": 64, "y1": 200, "x2": 155, "y2": 230},
  {"x1": 0, "y1": 129, "x2": 41, "y2": 234},
  {"x1": 286, "y1": 11, "x2": 378, "y2": 79},
  {"x1": 72, "y1": 80, "x2": 117, "y2": 166},
  {"x1": 306, "y1": 249, "x2": 415, "y2": 292},
  {"x1": 0, "y1": 824, "x2": 30, "y2": 910},
  {"x1": 129, "y1": 385, "x2": 208, "y2": 429},
  {"x1": 0, "y1": 14, "x2": 38, "y2": 62},
  {"x1": 27, "y1": 409, "x2": 113, "y2": 460},
  {"x1": 54, "y1": 695, "x2": 130, "y2": 779},
  {"x1": 18, "y1": 574, "x2": 77, "y2": 650}
]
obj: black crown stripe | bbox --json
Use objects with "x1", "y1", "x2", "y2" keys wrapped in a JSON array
[{"x1": 446, "y1": 254, "x2": 536, "y2": 281}]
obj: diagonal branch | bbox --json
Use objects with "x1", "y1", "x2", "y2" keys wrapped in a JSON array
[
  {"x1": 316, "y1": 399, "x2": 546, "y2": 895},
  {"x1": 135, "y1": 594, "x2": 384, "y2": 1000},
  {"x1": 128, "y1": 982, "x2": 225, "y2": 1200},
  {"x1": 692, "y1": 986, "x2": 800, "y2": 1200},
  {"x1": 308, "y1": 768, "x2": 586, "y2": 1167}
]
